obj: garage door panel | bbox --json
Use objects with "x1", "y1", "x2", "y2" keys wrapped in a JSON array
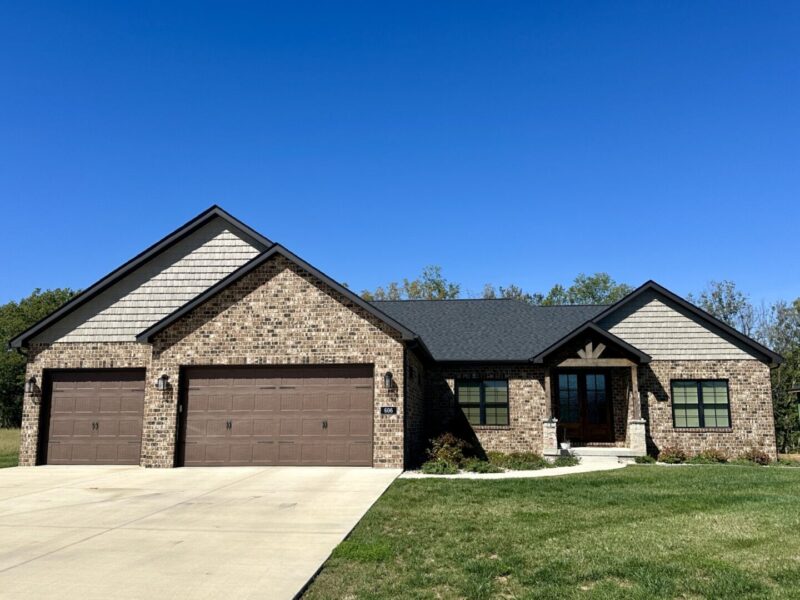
[
  {"x1": 182, "y1": 366, "x2": 373, "y2": 467},
  {"x1": 42, "y1": 371, "x2": 145, "y2": 465},
  {"x1": 301, "y1": 444, "x2": 325, "y2": 464},
  {"x1": 252, "y1": 441, "x2": 276, "y2": 463},
  {"x1": 232, "y1": 394, "x2": 254, "y2": 412},
  {"x1": 280, "y1": 418, "x2": 301, "y2": 437},
  {"x1": 230, "y1": 419, "x2": 252, "y2": 437},
  {"x1": 349, "y1": 442, "x2": 372, "y2": 465},
  {"x1": 302, "y1": 394, "x2": 325, "y2": 411},
  {"x1": 349, "y1": 417, "x2": 372, "y2": 437}
]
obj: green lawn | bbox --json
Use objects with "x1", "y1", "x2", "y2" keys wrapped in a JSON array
[
  {"x1": 304, "y1": 466, "x2": 800, "y2": 599},
  {"x1": 0, "y1": 428, "x2": 20, "y2": 468}
]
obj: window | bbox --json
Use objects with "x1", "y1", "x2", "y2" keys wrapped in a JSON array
[
  {"x1": 456, "y1": 380, "x2": 509, "y2": 426},
  {"x1": 558, "y1": 374, "x2": 580, "y2": 423},
  {"x1": 671, "y1": 380, "x2": 731, "y2": 428}
]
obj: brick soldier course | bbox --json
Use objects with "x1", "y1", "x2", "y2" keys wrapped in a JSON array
[{"x1": 11, "y1": 206, "x2": 783, "y2": 468}]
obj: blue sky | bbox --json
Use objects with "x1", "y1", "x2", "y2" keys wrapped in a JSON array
[{"x1": 1, "y1": 1, "x2": 798, "y2": 305}]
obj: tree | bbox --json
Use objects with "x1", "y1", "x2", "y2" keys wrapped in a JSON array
[
  {"x1": 0, "y1": 288, "x2": 77, "y2": 427},
  {"x1": 688, "y1": 280, "x2": 756, "y2": 337},
  {"x1": 482, "y1": 283, "x2": 543, "y2": 304},
  {"x1": 541, "y1": 273, "x2": 633, "y2": 306},
  {"x1": 758, "y1": 299, "x2": 800, "y2": 452},
  {"x1": 361, "y1": 266, "x2": 460, "y2": 301}
]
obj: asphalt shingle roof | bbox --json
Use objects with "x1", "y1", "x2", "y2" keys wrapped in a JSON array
[{"x1": 371, "y1": 299, "x2": 607, "y2": 362}]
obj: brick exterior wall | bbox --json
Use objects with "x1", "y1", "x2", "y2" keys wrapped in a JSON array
[
  {"x1": 148, "y1": 255, "x2": 406, "y2": 468},
  {"x1": 639, "y1": 360, "x2": 778, "y2": 460},
  {"x1": 19, "y1": 256, "x2": 407, "y2": 468},
  {"x1": 424, "y1": 365, "x2": 547, "y2": 456},
  {"x1": 404, "y1": 350, "x2": 426, "y2": 468}
]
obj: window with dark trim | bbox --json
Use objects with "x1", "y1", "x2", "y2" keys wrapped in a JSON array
[
  {"x1": 456, "y1": 380, "x2": 509, "y2": 426},
  {"x1": 671, "y1": 380, "x2": 731, "y2": 428}
]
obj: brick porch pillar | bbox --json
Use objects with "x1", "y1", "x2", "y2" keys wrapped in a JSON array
[{"x1": 543, "y1": 418, "x2": 558, "y2": 455}]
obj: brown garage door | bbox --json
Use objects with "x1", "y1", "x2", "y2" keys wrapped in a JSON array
[
  {"x1": 180, "y1": 365, "x2": 373, "y2": 466},
  {"x1": 41, "y1": 370, "x2": 145, "y2": 465}
]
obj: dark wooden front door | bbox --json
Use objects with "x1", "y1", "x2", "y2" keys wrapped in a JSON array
[{"x1": 555, "y1": 371, "x2": 613, "y2": 444}]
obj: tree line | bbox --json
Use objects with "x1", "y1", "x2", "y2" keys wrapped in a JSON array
[{"x1": 1, "y1": 271, "x2": 798, "y2": 452}]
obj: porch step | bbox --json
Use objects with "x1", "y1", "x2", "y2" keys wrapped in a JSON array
[
  {"x1": 544, "y1": 446, "x2": 643, "y2": 459},
  {"x1": 571, "y1": 447, "x2": 640, "y2": 458}
]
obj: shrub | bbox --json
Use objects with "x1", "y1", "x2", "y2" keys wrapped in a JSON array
[
  {"x1": 635, "y1": 455, "x2": 656, "y2": 464},
  {"x1": 658, "y1": 446, "x2": 687, "y2": 464},
  {"x1": 739, "y1": 448, "x2": 771, "y2": 466},
  {"x1": 503, "y1": 452, "x2": 549, "y2": 471},
  {"x1": 462, "y1": 458, "x2": 503, "y2": 473},
  {"x1": 487, "y1": 451, "x2": 511, "y2": 467},
  {"x1": 688, "y1": 449, "x2": 729, "y2": 464},
  {"x1": 427, "y1": 432, "x2": 470, "y2": 466},
  {"x1": 551, "y1": 454, "x2": 581, "y2": 468},
  {"x1": 420, "y1": 459, "x2": 459, "y2": 475}
]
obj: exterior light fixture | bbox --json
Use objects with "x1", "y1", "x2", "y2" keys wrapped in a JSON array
[
  {"x1": 25, "y1": 377, "x2": 37, "y2": 394},
  {"x1": 383, "y1": 371, "x2": 394, "y2": 390},
  {"x1": 155, "y1": 374, "x2": 170, "y2": 391}
]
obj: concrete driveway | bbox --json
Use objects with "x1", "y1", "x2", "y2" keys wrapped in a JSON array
[{"x1": 0, "y1": 465, "x2": 400, "y2": 600}]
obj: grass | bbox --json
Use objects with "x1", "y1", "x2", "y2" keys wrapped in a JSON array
[
  {"x1": 0, "y1": 428, "x2": 20, "y2": 468},
  {"x1": 303, "y1": 466, "x2": 800, "y2": 599}
]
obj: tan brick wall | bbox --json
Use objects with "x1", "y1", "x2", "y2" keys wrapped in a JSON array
[
  {"x1": 640, "y1": 360, "x2": 777, "y2": 460},
  {"x1": 19, "y1": 342, "x2": 152, "y2": 466},
  {"x1": 425, "y1": 365, "x2": 547, "y2": 455},
  {"x1": 149, "y1": 255, "x2": 406, "y2": 468},
  {"x1": 19, "y1": 256, "x2": 407, "y2": 468}
]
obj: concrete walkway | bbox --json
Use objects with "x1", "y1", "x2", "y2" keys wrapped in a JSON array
[
  {"x1": 401, "y1": 456, "x2": 626, "y2": 479},
  {"x1": 0, "y1": 465, "x2": 400, "y2": 600}
]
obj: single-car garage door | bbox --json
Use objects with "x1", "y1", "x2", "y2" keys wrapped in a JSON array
[
  {"x1": 180, "y1": 365, "x2": 374, "y2": 466},
  {"x1": 41, "y1": 370, "x2": 145, "y2": 465}
]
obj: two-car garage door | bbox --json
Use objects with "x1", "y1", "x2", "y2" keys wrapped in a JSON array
[{"x1": 179, "y1": 366, "x2": 374, "y2": 466}]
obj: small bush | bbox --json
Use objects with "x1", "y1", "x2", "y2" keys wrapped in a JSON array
[
  {"x1": 688, "y1": 449, "x2": 729, "y2": 464},
  {"x1": 551, "y1": 454, "x2": 581, "y2": 468},
  {"x1": 503, "y1": 452, "x2": 549, "y2": 471},
  {"x1": 487, "y1": 451, "x2": 510, "y2": 467},
  {"x1": 658, "y1": 446, "x2": 687, "y2": 464},
  {"x1": 739, "y1": 448, "x2": 771, "y2": 466},
  {"x1": 635, "y1": 455, "x2": 656, "y2": 464},
  {"x1": 427, "y1": 432, "x2": 470, "y2": 466},
  {"x1": 462, "y1": 458, "x2": 503, "y2": 473},
  {"x1": 420, "y1": 459, "x2": 459, "y2": 475}
]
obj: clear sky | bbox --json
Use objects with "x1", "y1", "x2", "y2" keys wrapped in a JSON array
[{"x1": 1, "y1": 2, "x2": 798, "y2": 305}]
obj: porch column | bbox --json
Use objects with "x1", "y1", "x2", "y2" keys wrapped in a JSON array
[
  {"x1": 627, "y1": 364, "x2": 646, "y2": 456},
  {"x1": 542, "y1": 367, "x2": 558, "y2": 454}
]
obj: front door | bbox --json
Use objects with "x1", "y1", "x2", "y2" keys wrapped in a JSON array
[{"x1": 555, "y1": 372, "x2": 613, "y2": 444}]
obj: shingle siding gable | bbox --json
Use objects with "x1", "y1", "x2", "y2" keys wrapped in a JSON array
[
  {"x1": 598, "y1": 290, "x2": 753, "y2": 360},
  {"x1": 31, "y1": 218, "x2": 261, "y2": 343}
]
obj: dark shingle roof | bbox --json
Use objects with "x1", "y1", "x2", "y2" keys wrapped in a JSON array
[{"x1": 371, "y1": 299, "x2": 607, "y2": 362}]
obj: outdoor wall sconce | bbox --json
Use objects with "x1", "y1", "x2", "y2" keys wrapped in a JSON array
[
  {"x1": 25, "y1": 377, "x2": 37, "y2": 394},
  {"x1": 155, "y1": 374, "x2": 170, "y2": 391},
  {"x1": 383, "y1": 371, "x2": 394, "y2": 390}
]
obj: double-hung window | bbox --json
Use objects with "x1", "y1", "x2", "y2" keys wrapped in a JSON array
[
  {"x1": 456, "y1": 380, "x2": 509, "y2": 426},
  {"x1": 671, "y1": 380, "x2": 731, "y2": 428}
]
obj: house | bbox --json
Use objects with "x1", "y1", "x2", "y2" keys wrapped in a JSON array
[{"x1": 10, "y1": 206, "x2": 782, "y2": 468}]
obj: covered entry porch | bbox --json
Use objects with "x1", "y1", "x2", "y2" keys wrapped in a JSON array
[{"x1": 533, "y1": 323, "x2": 651, "y2": 458}]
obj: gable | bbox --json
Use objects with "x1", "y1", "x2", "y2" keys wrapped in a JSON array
[
  {"x1": 31, "y1": 217, "x2": 263, "y2": 344},
  {"x1": 148, "y1": 253, "x2": 406, "y2": 355},
  {"x1": 597, "y1": 289, "x2": 757, "y2": 361}
]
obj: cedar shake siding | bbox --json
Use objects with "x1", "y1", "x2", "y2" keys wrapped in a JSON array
[{"x1": 31, "y1": 218, "x2": 263, "y2": 344}]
